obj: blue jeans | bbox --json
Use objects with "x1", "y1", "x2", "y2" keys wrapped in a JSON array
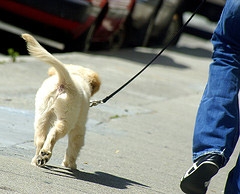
[{"x1": 192, "y1": 0, "x2": 240, "y2": 192}]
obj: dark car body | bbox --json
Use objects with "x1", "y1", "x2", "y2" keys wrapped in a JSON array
[
  {"x1": 185, "y1": 0, "x2": 225, "y2": 22},
  {"x1": 0, "y1": 0, "x2": 109, "y2": 51},
  {"x1": 124, "y1": 0, "x2": 163, "y2": 47},
  {"x1": 124, "y1": 0, "x2": 225, "y2": 47},
  {"x1": 0, "y1": 0, "x2": 226, "y2": 53},
  {"x1": 147, "y1": 0, "x2": 225, "y2": 46},
  {"x1": 2, "y1": 0, "x2": 99, "y2": 36},
  {"x1": 0, "y1": 0, "x2": 136, "y2": 51}
]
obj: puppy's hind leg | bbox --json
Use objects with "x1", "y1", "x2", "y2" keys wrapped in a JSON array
[
  {"x1": 31, "y1": 113, "x2": 52, "y2": 166},
  {"x1": 36, "y1": 119, "x2": 69, "y2": 166},
  {"x1": 62, "y1": 126, "x2": 86, "y2": 169}
]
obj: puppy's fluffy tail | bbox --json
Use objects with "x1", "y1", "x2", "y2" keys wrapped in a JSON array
[{"x1": 22, "y1": 33, "x2": 71, "y2": 85}]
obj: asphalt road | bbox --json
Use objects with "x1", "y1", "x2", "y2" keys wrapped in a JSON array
[{"x1": 0, "y1": 33, "x2": 239, "y2": 194}]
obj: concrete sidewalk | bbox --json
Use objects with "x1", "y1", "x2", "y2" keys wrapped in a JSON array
[{"x1": 0, "y1": 34, "x2": 239, "y2": 193}]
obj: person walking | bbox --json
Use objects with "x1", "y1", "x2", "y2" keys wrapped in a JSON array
[{"x1": 180, "y1": 0, "x2": 240, "y2": 193}]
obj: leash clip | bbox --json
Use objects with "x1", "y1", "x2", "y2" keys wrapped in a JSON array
[{"x1": 89, "y1": 99, "x2": 104, "y2": 107}]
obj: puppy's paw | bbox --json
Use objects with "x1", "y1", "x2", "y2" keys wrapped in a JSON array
[
  {"x1": 36, "y1": 150, "x2": 52, "y2": 166},
  {"x1": 61, "y1": 160, "x2": 77, "y2": 169}
]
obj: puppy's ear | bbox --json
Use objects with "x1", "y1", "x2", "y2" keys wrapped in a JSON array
[
  {"x1": 48, "y1": 67, "x2": 57, "y2": 76},
  {"x1": 89, "y1": 72, "x2": 101, "y2": 96}
]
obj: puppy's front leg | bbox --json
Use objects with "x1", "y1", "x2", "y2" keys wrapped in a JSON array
[{"x1": 36, "y1": 120, "x2": 68, "y2": 167}]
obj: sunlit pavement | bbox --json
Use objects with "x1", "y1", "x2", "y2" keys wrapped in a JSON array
[{"x1": 0, "y1": 33, "x2": 239, "y2": 194}]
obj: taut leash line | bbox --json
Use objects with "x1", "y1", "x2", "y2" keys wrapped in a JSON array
[{"x1": 90, "y1": 0, "x2": 206, "y2": 107}]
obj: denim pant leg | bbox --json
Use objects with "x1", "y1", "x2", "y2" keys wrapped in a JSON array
[
  {"x1": 192, "y1": 0, "x2": 240, "y2": 164},
  {"x1": 224, "y1": 154, "x2": 240, "y2": 193}
]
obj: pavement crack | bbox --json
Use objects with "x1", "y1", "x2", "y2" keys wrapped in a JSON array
[
  {"x1": 0, "y1": 186, "x2": 15, "y2": 192},
  {"x1": 13, "y1": 140, "x2": 33, "y2": 147}
]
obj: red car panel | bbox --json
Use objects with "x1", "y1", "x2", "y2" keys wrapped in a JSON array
[
  {"x1": 0, "y1": 0, "x2": 107, "y2": 39},
  {"x1": 92, "y1": 0, "x2": 135, "y2": 43}
]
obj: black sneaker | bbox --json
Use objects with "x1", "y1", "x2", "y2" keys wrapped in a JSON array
[{"x1": 180, "y1": 154, "x2": 224, "y2": 194}]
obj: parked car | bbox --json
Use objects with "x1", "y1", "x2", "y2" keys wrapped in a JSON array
[
  {"x1": 124, "y1": 0, "x2": 163, "y2": 47},
  {"x1": 0, "y1": 0, "x2": 110, "y2": 51},
  {"x1": 125, "y1": 0, "x2": 225, "y2": 47},
  {"x1": 0, "y1": 0, "x2": 225, "y2": 53},
  {"x1": 148, "y1": 0, "x2": 225, "y2": 46},
  {"x1": 0, "y1": 0, "x2": 137, "y2": 52},
  {"x1": 91, "y1": 0, "x2": 135, "y2": 50},
  {"x1": 185, "y1": 0, "x2": 225, "y2": 22},
  {"x1": 148, "y1": 0, "x2": 184, "y2": 46}
]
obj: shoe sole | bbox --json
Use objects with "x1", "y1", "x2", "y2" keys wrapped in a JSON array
[{"x1": 180, "y1": 161, "x2": 219, "y2": 194}]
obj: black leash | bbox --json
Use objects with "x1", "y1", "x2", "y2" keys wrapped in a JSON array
[{"x1": 90, "y1": 0, "x2": 206, "y2": 107}]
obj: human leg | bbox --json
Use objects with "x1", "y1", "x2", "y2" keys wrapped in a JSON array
[
  {"x1": 224, "y1": 154, "x2": 240, "y2": 193},
  {"x1": 193, "y1": 0, "x2": 240, "y2": 163},
  {"x1": 181, "y1": 0, "x2": 240, "y2": 193}
]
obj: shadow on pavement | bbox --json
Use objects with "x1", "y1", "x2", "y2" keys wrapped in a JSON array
[
  {"x1": 93, "y1": 44, "x2": 212, "y2": 70},
  {"x1": 42, "y1": 165, "x2": 149, "y2": 189},
  {"x1": 94, "y1": 48, "x2": 188, "y2": 69},
  {"x1": 169, "y1": 46, "x2": 212, "y2": 58}
]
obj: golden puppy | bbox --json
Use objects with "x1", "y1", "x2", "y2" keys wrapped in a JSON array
[{"x1": 22, "y1": 34, "x2": 101, "y2": 169}]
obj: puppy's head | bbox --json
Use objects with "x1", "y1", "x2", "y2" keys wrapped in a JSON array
[{"x1": 48, "y1": 65, "x2": 101, "y2": 96}]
